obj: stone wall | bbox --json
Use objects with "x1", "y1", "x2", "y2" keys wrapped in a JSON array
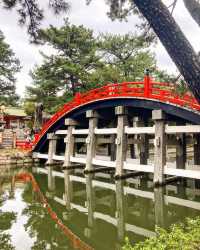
[{"x1": 0, "y1": 150, "x2": 38, "y2": 167}]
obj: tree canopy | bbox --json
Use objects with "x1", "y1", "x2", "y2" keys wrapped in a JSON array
[
  {"x1": 0, "y1": 30, "x2": 20, "y2": 106},
  {"x1": 2, "y1": 0, "x2": 200, "y2": 101},
  {"x1": 26, "y1": 22, "x2": 161, "y2": 114},
  {"x1": 26, "y1": 22, "x2": 102, "y2": 113},
  {"x1": 99, "y1": 33, "x2": 156, "y2": 80}
]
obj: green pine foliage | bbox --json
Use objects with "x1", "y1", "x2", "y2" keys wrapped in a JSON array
[
  {"x1": 26, "y1": 21, "x2": 167, "y2": 114},
  {"x1": 26, "y1": 20, "x2": 103, "y2": 113},
  {"x1": 0, "y1": 30, "x2": 20, "y2": 105},
  {"x1": 98, "y1": 33, "x2": 156, "y2": 80}
]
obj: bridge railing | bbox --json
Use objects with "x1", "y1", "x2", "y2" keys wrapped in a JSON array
[{"x1": 34, "y1": 76, "x2": 200, "y2": 146}]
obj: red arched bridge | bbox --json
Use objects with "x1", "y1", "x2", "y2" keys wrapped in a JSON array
[
  {"x1": 33, "y1": 75, "x2": 200, "y2": 150},
  {"x1": 33, "y1": 75, "x2": 200, "y2": 185}
]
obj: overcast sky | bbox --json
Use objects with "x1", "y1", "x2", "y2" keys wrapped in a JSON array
[{"x1": 0, "y1": 0, "x2": 200, "y2": 97}]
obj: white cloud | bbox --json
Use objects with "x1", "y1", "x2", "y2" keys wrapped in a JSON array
[{"x1": 0, "y1": 0, "x2": 199, "y2": 97}]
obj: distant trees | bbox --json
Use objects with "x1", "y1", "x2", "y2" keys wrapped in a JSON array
[
  {"x1": 26, "y1": 22, "x2": 162, "y2": 114},
  {"x1": 0, "y1": 30, "x2": 20, "y2": 106},
  {"x1": 26, "y1": 21, "x2": 102, "y2": 113},
  {"x1": 2, "y1": 0, "x2": 200, "y2": 100}
]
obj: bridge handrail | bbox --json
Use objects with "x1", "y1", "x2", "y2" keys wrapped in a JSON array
[{"x1": 34, "y1": 76, "x2": 200, "y2": 146}]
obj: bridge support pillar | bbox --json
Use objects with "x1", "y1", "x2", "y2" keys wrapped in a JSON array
[
  {"x1": 108, "y1": 121, "x2": 116, "y2": 161},
  {"x1": 46, "y1": 133, "x2": 57, "y2": 165},
  {"x1": 176, "y1": 134, "x2": 186, "y2": 169},
  {"x1": 176, "y1": 121, "x2": 186, "y2": 169},
  {"x1": 194, "y1": 134, "x2": 200, "y2": 165},
  {"x1": 153, "y1": 110, "x2": 166, "y2": 186},
  {"x1": 115, "y1": 106, "x2": 128, "y2": 177},
  {"x1": 133, "y1": 117, "x2": 140, "y2": 158},
  {"x1": 128, "y1": 118, "x2": 135, "y2": 159},
  {"x1": 63, "y1": 118, "x2": 78, "y2": 167},
  {"x1": 138, "y1": 118, "x2": 149, "y2": 165},
  {"x1": 85, "y1": 110, "x2": 99, "y2": 172}
]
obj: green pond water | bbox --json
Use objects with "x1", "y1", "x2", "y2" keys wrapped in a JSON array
[{"x1": 0, "y1": 165, "x2": 200, "y2": 250}]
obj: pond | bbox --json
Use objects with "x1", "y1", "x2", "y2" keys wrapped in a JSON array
[{"x1": 0, "y1": 165, "x2": 200, "y2": 250}]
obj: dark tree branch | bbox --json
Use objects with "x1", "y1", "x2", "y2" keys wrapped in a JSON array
[
  {"x1": 183, "y1": 0, "x2": 200, "y2": 27},
  {"x1": 133, "y1": 0, "x2": 200, "y2": 102},
  {"x1": 168, "y1": 0, "x2": 178, "y2": 15},
  {"x1": 1, "y1": 0, "x2": 70, "y2": 43}
]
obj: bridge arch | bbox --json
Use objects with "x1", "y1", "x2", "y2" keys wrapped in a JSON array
[{"x1": 33, "y1": 76, "x2": 200, "y2": 152}]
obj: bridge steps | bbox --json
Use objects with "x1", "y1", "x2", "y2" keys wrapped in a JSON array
[{"x1": 2, "y1": 130, "x2": 14, "y2": 149}]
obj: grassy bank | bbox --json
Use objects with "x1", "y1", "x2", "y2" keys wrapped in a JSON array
[{"x1": 123, "y1": 217, "x2": 200, "y2": 250}]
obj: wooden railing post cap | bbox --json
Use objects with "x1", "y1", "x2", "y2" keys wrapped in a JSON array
[
  {"x1": 133, "y1": 117, "x2": 139, "y2": 122},
  {"x1": 115, "y1": 106, "x2": 128, "y2": 115},
  {"x1": 152, "y1": 110, "x2": 165, "y2": 120},
  {"x1": 47, "y1": 133, "x2": 57, "y2": 140},
  {"x1": 86, "y1": 110, "x2": 99, "y2": 118},
  {"x1": 65, "y1": 118, "x2": 78, "y2": 126}
]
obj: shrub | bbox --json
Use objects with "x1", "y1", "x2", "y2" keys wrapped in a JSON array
[{"x1": 122, "y1": 217, "x2": 200, "y2": 250}]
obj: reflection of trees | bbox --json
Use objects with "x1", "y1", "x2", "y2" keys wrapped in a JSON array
[
  {"x1": 22, "y1": 182, "x2": 70, "y2": 250},
  {"x1": 0, "y1": 211, "x2": 17, "y2": 250},
  {"x1": 0, "y1": 177, "x2": 10, "y2": 206},
  {"x1": 0, "y1": 234, "x2": 15, "y2": 250},
  {"x1": 0, "y1": 211, "x2": 16, "y2": 231},
  {"x1": 0, "y1": 172, "x2": 18, "y2": 250}
]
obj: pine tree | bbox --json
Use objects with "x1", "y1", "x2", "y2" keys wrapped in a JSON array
[{"x1": 0, "y1": 30, "x2": 20, "y2": 105}]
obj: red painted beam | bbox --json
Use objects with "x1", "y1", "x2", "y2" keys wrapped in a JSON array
[{"x1": 33, "y1": 77, "x2": 200, "y2": 147}]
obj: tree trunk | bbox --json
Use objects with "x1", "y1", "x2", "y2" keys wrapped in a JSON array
[
  {"x1": 70, "y1": 75, "x2": 76, "y2": 96},
  {"x1": 183, "y1": 0, "x2": 200, "y2": 28},
  {"x1": 133, "y1": 0, "x2": 200, "y2": 102}
]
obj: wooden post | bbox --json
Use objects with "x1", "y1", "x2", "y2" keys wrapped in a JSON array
[
  {"x1": 138, "y1": 118, "x2": 149, "y2": 165},
  {"x1": 13, "y1": 131, "x2": 16, "y2": 149},
  {"x1": 176, "y1": 121, "x2": 186, "y2": 169},
  {"x1": 85, "y1": 110, "x2": 99, "y2": 172},
  {"x1": 176, "y1": 134, "x2": 186, "y2": 169},
  {"x1": 133, "y1": 117, "x2": 139, "y2": 158},
  {"x1": 108, "y1": 121, "x2": 116, "y2": 161},
  {"x1": 46, "y1": 133, "x2": 57, "y2": 165},
  {"x1": 63, "y1": 118, "x2": 78, "y2": 167},
  {"x1": 110, "y1": 134, "x2": 116, "y2": 161},
  {"x1": 115, "y1": 106, "x2": 128, "y2": 177},
  {"x1": 128, "y1": 118, "x2": 135, "y2": 159},
  {"x1": 194, "y1": 134, "x2": 200, "y2": 165},
  {"x1": 152, "y1": 110, "x2": 166, "y2": 186}
]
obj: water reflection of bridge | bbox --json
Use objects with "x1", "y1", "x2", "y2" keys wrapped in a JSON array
[{"x1": 34, "y1": 167, "x2": 200, "y2": 245}]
